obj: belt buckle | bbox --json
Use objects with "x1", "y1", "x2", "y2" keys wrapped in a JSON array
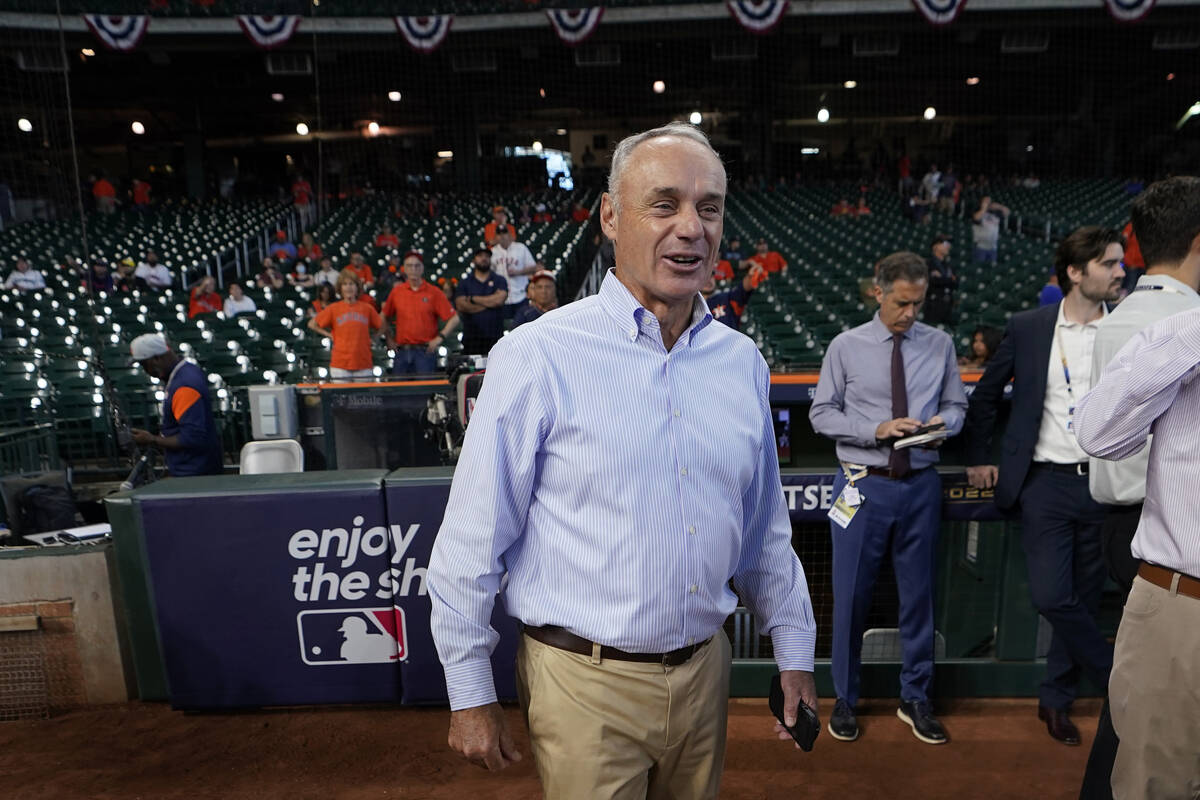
[{"x1": 1076, "y1": 463, "x2": 1087, "y2": 476}]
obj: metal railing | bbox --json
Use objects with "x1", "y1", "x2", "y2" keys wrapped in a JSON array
[{"x1": 0, "y1": 423, "x2": 61, "y2": 475}]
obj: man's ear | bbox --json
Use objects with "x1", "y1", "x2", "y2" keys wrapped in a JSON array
[{"x1": 599, "y1": 193, "x2": 618, "y2": 243}]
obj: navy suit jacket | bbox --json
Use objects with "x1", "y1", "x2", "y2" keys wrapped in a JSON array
[{"x1": 965, "y1": 302, "x2": 1060, "y2": 511}]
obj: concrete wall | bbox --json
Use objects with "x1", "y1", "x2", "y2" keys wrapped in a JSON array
[{"x1": 0, "y1": 545, "x2": 134, "y2": 706}]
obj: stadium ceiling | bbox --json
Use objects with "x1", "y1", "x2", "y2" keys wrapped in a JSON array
[{"x1": 1, "y1": 6, "x2": 1198, "y2": 152}]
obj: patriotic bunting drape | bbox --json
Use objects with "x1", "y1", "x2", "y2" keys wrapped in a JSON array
[
  {"x1": 395, "y1": 16, "x2": 454, "y2": 54},
  {"x1": 726, "y1": 0, "x2": 789, "y2": 35},
  {"x1": 82, "y1": 15, "x2": 149, "y2": 52},
  {"x1": 545, "y1": 8, "x2": 605, "y2": 45},
  {"x1": 236, "y1": 16, "x2": 301, "y2": 50}
]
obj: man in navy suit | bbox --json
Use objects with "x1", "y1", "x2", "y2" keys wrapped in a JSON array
[{"x1": 965, "y1": 226, "x2": 1125, "y2": 746}]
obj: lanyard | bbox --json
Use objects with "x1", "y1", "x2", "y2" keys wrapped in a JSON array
[
  {"x1": 840, "y1": 463, "x2": 870, "y2": 486},
  {"x1": 1133, "y1": 283, "x2": 1190, "y2": 297},
  {"x1": 1054, "y1": 324, "x2": 1083, "y2": 429}
]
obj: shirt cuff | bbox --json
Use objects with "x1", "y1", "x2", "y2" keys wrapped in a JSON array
[
  {"x1": 856, "y1": 420, "x2": 880, "y2": 450},
  {"x1": 771, "y1": 626, "x2": 816, "y2": 673},
  {"x1": 443, "y1": 659, "x2": 498, "y2": 711}
]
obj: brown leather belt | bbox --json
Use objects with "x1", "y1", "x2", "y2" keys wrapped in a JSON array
[
  {"x1": 1138, "y1": 563, "x2": 1200, "y2": 601},
  {"x1": 865, "y1": 466, "x2": 932, "y2": 481},
  {"x1": 522, "y1": 624, "x2": 711, "y2": 667}
]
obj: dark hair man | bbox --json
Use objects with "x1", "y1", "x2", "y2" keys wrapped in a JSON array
[
  {"x1": 965, "y1": 225, "x2": 1125, "y2": 746},
  {"x1": 1076, "y1": 177, "x2": 1200, "y2": 798},
  {"x1": 429, "y1": 122, "x2": 818, "y2": 797},
  {"x1": 810, "y1": 250, "x2": 967, "y2": 746},
  {"x1": 453, "y1": 249, "x2": 508, "y2": 356}
]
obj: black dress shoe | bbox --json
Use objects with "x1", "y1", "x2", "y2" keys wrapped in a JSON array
[
  {"x1": 1038, "y1": 705, "x2": 1081, "y2": 745},
  {"x1": 898, "y1": 700, "x2": 948, "y2": 744},
  {"x1": 828, "y1": 698, "x2": 859, "y2": 742}
]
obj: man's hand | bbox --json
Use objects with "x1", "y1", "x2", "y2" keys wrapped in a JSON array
[
  {"x1": 426, "y1": 335, "x2": 443, "y2": 354},
  {"x1": 447, "y1": 703, "x2": 522, "y2": 771},
  {"x1": 876, "y1": 417, "x2": 922, "y2": 440},
  {"x1": 967, "y1": 465, "x2": 998, "y2": 489},
  {"x1": 130, "y1": 428, "x2": 155, "y2": 447},
  {"x1": 773, "y1": 670, "x2": 818, "y2": 746}
]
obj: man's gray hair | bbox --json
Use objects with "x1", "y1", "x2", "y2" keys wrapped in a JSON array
[
  {"x1": 607, "y1": 121, "x2": 724, "y2": 212},
  {"x1": 875, "y1": 251, "x2": 929, "y2": 294}
]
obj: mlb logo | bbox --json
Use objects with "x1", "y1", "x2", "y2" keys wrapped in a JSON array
[{"x1": 296, "y1": 607, "x2": 407, "y2": 666}]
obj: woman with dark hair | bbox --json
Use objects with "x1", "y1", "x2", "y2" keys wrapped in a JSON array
[
  {"x1": 959, "y1": 325, "x2": 1003, "y2": 368},
  {"x1": 310, "y1": 282, "x2": 336, "y2": 317}
]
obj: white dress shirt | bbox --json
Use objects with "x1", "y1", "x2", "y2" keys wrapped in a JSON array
[
  {"x1": 1088, "y1": 274, "x2": 1200, "y2": 505},
  {"x1": 1076, "y1": 306, "x2": 1200, "y2": 578},
  {"x1": 1033, "y1": 302, "x2": 1104, "y2": 464},
  {"x1": 490, "y1": 241, "x2": 536, "y2": 305}
]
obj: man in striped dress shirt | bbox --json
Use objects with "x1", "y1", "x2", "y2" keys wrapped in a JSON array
[
  {"x1": 428, "y1": 122, "x2": 818, "y2": 799},
  {"x1": 1076, "y1": 302, "x2": 1200, "y2": 800}
]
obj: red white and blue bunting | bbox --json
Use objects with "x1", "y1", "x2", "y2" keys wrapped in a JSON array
[
  {"x1": 82, "y1": 15, "x2": 149, "y2": 52},
  {"x1": 236, "y1": 15, "x2": 301, "y2": 50},
  {"x1": 1104, "y1": 0, "x2": 1155, "y2": 23},
  {"x1": 911, "y1": 0, "x2": 967, "y2": 25},
  {"x1": 395, "y1": 15, "x2": 454, "y2": 54},
  {"x1": 545, "y1": 7, "x2": 605, "y2": 46},
  {"x1": 726, "y1": 0, "x2": 789, "y2": 34}
]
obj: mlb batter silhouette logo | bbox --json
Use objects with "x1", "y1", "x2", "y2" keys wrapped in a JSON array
[{"x1": 296, "y1": 607, "x2": 407, "y2": 665}]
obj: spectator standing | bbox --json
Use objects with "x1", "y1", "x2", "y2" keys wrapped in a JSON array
[
  {"x1": 490, "y1": 224, "x2": 538, "y2": 319},
  {"x1": 292, "y1": 174, "x2": 314, "y2": 229},
  {"x1": 454, "y1": 249, "x2": 508, "y2": 356},
  {"x1": 898, "y1": 153, "x2": 913, "y2": 195},
  {"x1": 810, "y1": 251, "x2": 966, "y2": 746},
  {"x1": 224, "y1": 282, "x2": 257, "y2": 317},
  {"x1": 93, "y1": 174, "x2": 117, "y2": 214},
  {"x1": 723, "y1": 236, "x2": 744, "y2": 270},
  {"x1": 132, "y1": 178, "x2": 151, "y2": 211},
  {"x1": 512, "y1": 270, "x2": 558, "y2": 327},
  {"x1": 924, "y1": 233, "x2": 958, "y2": 326},
  {"x1": 297, "y1": 232, "x2": 322, "y2": 264},
  {"x1": 938, "y1": 167, "x2": 958, "y2": 213},
  {"x1": 971, "y1": 196, "x2": 1010, "y2": 264},
  {"x1": 965, "y1": 226, "x2": 1125, "y2": 746},
  {"x1": 382, "y1": 252, "x2": 459, "y2": 375},
  {"x1": 128, "y1": 334, "x2": 223, "y2": 477},
  {"x1": 307, "y1": 269, "x2": 384, "y2": 381},
  {"x1": 135, "y1": 251, "x2": 172, "y2": 290},
  {"x1": 921, "y1": 164, "x2": 942, "y2": 203},
  {"x1": 187, "y1": 276, "x2": 221, "y2": 319},
  {"x1": 4, "y1": 258, "x2": 46, "y2": 293}
]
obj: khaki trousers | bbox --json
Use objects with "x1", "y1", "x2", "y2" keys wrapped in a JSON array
[
  {"x1": 1109, "y1": 576, "x2": 1200, "y2": 800},
  {"x1": 516, "y1": 631, "x2": 731, "y2": 800}
]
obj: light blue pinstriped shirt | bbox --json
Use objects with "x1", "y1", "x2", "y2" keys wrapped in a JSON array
[{"x1": 428, "y1": 270, "x2": 818, "y2": 711}]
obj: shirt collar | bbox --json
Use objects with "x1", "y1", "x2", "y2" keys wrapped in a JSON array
[
  {"x1": 869, "y1": 312, "x2": 914, "y2": 343},
  {"x1": 1136, "y1": 272, "x2": 1200, "y2": 299},
  {"x1": 598, "y1": 269, "x2": 712, "y2": 346},
  {"x1": 1056, "y1": 300, "x2": 1106, "y2": 329}
]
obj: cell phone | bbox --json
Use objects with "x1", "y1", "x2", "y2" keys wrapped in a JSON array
[
  {"x1": 909, "y1": 422, "x2": 947, "y2": 436},
  {"x1": 768, "y1": 673, "x2": 820, "y2": 752}
]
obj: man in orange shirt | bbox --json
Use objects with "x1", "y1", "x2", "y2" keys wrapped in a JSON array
[
  {"x1": 345, "y1": 252, "x2": 375, "y2": 289},
  {"x1": 484, "y1": 206, "x2": 510, "y2": 246},
  {"x1": 307, "y1": 270, "x2": 384, "y2": 381},
  {"x1": 382, "y1": 252, "x2": 459, "y2": 375},
  {"x1": 747, "y1": 238, "x2": 787, "y2": 273},
  {"x1": 93, "y1": 175, "x2": 117, "y2": 214},
  {"x1": 375, "y1": 224, "x2": 400, "y2": 250},
  {"x1": 132, "y1": 178, "x2": 151, "y2": 211}
]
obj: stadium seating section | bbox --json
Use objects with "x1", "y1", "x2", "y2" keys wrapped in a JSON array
[{"x1": 0, "y1": 180, "x2": 1129, "y2": 465}]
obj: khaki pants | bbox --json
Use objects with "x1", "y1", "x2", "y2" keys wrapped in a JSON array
[
  {"x1": 516, "y1": 631, "x2": 731, "y2": 800},
  {"x1": 1109, "y1": 576, "x2": 1200, "y2": 800}
]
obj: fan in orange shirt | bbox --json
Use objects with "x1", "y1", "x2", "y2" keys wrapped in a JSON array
[
  {"x1": 307, "y1": 270, "x2": 383, "y2": 381},
  {"x1": 483, "y1": 206, "x2": 510, "y2": 246},
  {"x1": 187, "y1": 276, "x2": 222, "y2": 319},
  {"x1": 746, "y1": 238, "x2": 787, "y2": 274},
  {"x1": 344, "y1": 252, "x2": 375, "y2": 288}
]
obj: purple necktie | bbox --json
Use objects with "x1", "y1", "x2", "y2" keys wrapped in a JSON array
[{"x1": 889, "y1": 332, "x2": 911, "y2": 477}]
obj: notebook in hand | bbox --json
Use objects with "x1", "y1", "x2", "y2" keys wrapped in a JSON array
[{"x1": 893, "y1": 424, "x2": 950, "y2": 450}]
